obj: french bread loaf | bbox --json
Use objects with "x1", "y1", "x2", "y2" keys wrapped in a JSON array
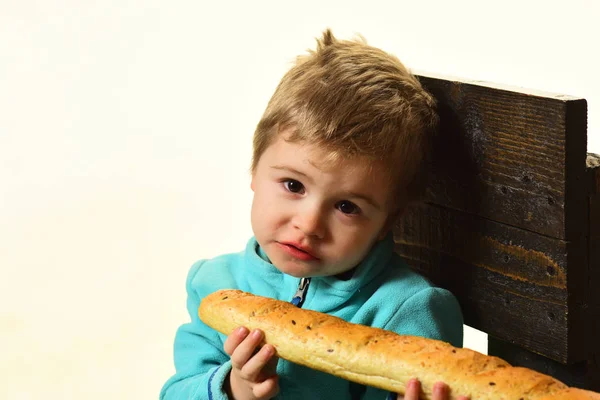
[{"x1": 198, "y1": 289, "x2": 600, "y2": 400}]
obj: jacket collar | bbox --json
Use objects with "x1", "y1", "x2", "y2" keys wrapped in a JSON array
[{"x1": 247, "y1": 232, "x2": 395, "y2": 297}]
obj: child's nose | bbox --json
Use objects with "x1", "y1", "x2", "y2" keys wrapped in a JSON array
[{"x1": 293, "y1": 206, "x2": 325, "y2": 239}]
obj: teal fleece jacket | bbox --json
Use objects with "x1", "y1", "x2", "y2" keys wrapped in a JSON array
[{"x1": 161, "y1": 234, "x2": 463, "y2": 400}]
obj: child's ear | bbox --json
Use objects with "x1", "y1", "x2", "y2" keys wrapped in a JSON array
[{"x1": 250, "y1": 175, "x2": 255, "y2": 192}]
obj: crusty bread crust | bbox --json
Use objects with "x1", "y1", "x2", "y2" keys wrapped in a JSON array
[{"x1": 198, "y1": 289, "x2": 600, "y2": 400}]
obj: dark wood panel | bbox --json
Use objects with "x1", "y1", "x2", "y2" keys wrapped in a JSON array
[
  {"x1": 564, "y1": 101, "x2": 589, "y2": 240},
  {"x1": 488, "y1": 336, "x2": 600, "y2": 391},
  {"x1": 591, "y1": 237, "x2": 600, "y2": 309},
  {"x1": 591, "y1": 195, "x2": 600, "y2": 237},
  {"x1": 590, "y1": 156, "x2": 600, "y2": 238},
  {"x1": 416, "y1": 74, "x2": 588, "y2": 240},
  {"x1": 588, "y1": 154, "x2": 599, "y2": 196},
  {"x1": 394, "y1": 202, "x2": 589, "y2": 363},
  {"x1": 588, "y1": 158, "x2": 599, "y2": 310}
]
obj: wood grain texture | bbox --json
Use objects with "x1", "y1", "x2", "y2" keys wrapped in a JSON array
[
  {"x1": 394, "y1": 202, "x2": 589, "y2": 363},
  {"x1": 591, "y1": 237, "x2": 600, "y2": 309},
  {"x1": 586, "y1": 157, "x2": 600, "y2": 330},
  {"x1": 587, "y1": 155, "x2": 599, "y2": 210},
  {"x1": 393, "y1": 75, "x2": 597, "y2": 385},
  {"x1": 589, "y1": 156, "x2": 600, "y2": 236},
  {"x1": 488, "y1": 337, "x2": 600, "y2": 391},
  {"x1": 415, "y1": 73, "x2": 588, "y2": 240}
]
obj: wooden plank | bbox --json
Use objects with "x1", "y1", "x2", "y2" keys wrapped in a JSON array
[
  {"x1": 590, "y1": 148, "x2": 600, "y2": 305},
  {"x1": 591, "y1": 237, "x2": 600, "y2": 310},
  {"x1": 588, "y1": 155, "x2": 600, "y2": 309},
  {"x1": 591, "y1": 195, "x2": 600, "y2": 237},
  {"x1": 488, "y1": 337, "x2": 600, "y2": 391},
  {"x1": 589, "y1": 154, "x2": 600, "y2": 194},
  {"x1": 415, "y1": 73, "x2": 588, "y2": 240},
  {"x1": 589, "y1": 153, "x2": 600, "y2": 236},
  {"x1": 564, "y1": 100, "x2": 589, "y2": 239},
  {"x1": 394, "y1": 202, "x2": 589, "y2": 363}
]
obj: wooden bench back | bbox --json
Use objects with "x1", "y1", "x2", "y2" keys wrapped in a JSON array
[{"x1": 393, "y1": 73, "x2": 600, "y2": 389}]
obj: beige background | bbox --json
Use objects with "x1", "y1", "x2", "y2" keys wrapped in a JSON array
[{"x1": 1, "y1": 0, "x2": 599, "y2": 398}]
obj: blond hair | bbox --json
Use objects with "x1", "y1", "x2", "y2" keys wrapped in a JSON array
[{"x1": 251, "y1": 29, "x2": 439, "y2": 207}]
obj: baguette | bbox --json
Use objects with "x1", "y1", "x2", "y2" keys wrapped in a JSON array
[{"x1": 198, "y1": 289, "x2": 600, "y2": 400}]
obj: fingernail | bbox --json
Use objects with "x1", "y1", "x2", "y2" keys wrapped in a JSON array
[
  {"x1": 262, "y1": 345, "x2": 274, "y2": 356},
  {"x1": 251, "y1": 329, "x2": 262, "y2": 339},
  {"x1": 434, "y1": 382, "x2": 448, "y2": 395},
  {"x1": 236, "y1": 327, "x2": 248, "y2": 336}
]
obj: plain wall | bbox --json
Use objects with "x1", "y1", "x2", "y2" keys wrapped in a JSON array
[{"x1": 1, "y1": 0, "x2": 598, "y2": 398}]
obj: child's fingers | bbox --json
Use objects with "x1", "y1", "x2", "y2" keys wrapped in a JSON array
[
  {"x1": 230, "y1": 329, "x2": 265, "y2": 371},
  {"x1": 252, "y1": 374, "x2": 280, "y2": 399},
  {"x1": 432, "y1": 382, "x2": 449, "y2": 400},
  {"x1": 260, "y1": 352, "x2": 279, "y2": 379},
  {"x1": 240, "y1": 343, "x2": 276, "y2": 381},
  {"x1": 398, "y1": 378, "x2": 420, "y2": 400},
  {"x1": 399, "y1": 379, "x2": 467, "y2": 400},
  {"x1": 223, "y1": 326, "x2": 249, "y2": 356}
]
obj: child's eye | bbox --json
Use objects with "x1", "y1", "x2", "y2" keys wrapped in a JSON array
[
  {"x1": 336, "y1": 200, "x2": 360, "y2": 215},
  {"x1": 283, "y1": 179, "x2": 305, "y2": 194}
]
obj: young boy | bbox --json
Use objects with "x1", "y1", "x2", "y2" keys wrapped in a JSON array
[{"x1": 161, "y1": 29, "x2": 466, "y2": 400}]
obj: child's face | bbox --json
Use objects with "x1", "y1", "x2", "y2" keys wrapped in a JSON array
[{"x1": 250, "y1": 132, "x2": 395, "y2": 278}]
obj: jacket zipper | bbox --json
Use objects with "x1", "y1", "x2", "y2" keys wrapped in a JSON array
[{"x1": 290, "y1": 277, "x2": 311, "y2": 307}]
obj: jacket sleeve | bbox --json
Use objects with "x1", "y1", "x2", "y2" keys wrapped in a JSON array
[
  {"x1": 362, "y1": 287, "x2": 464, "y2": 400},
  {"x1": 160, "y1": 261, "x2": 232, "y2": 400}
]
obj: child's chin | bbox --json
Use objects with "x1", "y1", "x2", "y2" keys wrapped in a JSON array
[
  {"x1": 275, "y1": 263, "x2": 314, "y2": 278},
  {"x1": 280, "y1": 268, "x2": 311, "y2": 278}
]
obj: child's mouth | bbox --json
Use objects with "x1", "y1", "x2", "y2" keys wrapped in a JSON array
[{"x1": 277, "y1": 242, "x2": 319, "y2": 261}]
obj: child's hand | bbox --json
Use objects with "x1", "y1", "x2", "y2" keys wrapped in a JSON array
[
  {"x1": 397, "y1": 379, "x2": 469, "y2": 400},
  {"x1": 223, "y1": 326, "x2": 279, "y2": 400}
]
